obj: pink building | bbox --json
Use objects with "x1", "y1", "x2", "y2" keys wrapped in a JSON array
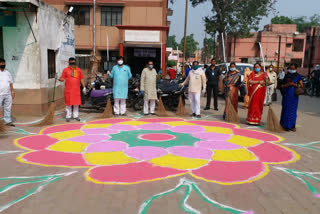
[
  {"x1": 218, "y1": 24, "x2": 306, "y2": 69},
  {"x1": 304, "y1": 26, "x2": 320, "y2": 68}
]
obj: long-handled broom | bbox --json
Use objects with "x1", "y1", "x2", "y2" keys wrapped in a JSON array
[
  {"x1": 156, "y1": 97, "x2": 168, "y2": 117},
  {"x1": 101, "y1": 98, "x2": 113, "y2": 118},
  {"x1": 259, "y1": 42, "x2": 283, "y2": 132},
  {"x1": 0, "y1": 120, "x2": 6, "y2": 133},
  {"x1": 34, "y1": 73, "x2": 58, "y2": 126},
  {"x1": 176, "y1": 95, "x2": 188, "y2": 116}
]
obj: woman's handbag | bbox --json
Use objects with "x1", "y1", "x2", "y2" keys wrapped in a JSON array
[
  {"x1": 239, "y1": 84, "x2": 247, "y2": 96},
  {"x1": 294, "y1": 87, "x2": 305, "y2": 96}
]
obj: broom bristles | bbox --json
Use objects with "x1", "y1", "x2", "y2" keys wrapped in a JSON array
[
  {"x1": 266, "y1": 105, "x2": 283, "y2": 132},
  {"x1": 225, "y1": 97, "x2": 240, "y2": 123},
  {"x1": 34, "y1": 102, "x2": 55, "y2": 126},
  {"x1": 156, "y1": 97, "x2": 169, "y2": 117},
  {"x1": 101, "y1": 98, "x2": 113, "y2": 118},
  {"x1": 176, "y1": 96, "x2": 187, "y2": 116},
  {"x1": 0, "y1": 120, "x2": 7, "y2": 133}
]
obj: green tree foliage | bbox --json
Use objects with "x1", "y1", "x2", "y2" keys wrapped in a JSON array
[
  {"x1": 272, "y1": 15, "x2": 320, "y2": 32},
  {"x1": 178, "y1": 34, "x2": 199, "y2": 60},
  {"x1": 167, "y1": 35, "x2": 179, "y2": 49},
  {"x1": 202, "y1": 37, "x2": 215, "y2": 62}
]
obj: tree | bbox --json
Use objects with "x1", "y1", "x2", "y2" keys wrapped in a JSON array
[
  {"x1": 202, "y1": 37, "x2": 215, "y2": 62},
  {"x1": 178, "y1": 34, "x2": 199, "y2": 60},
  {"x1": 167, "y1": 35, "x2": 178, "y2": 49},
  {"x1": 271, "y1": 15, "x2": 320, "y2": 32}
]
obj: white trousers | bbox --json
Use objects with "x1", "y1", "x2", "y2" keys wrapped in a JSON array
[
  {"x1": 144, "y1": 99, "x2": 156, "y2": 114},
  {"x1": 0, "y1": 95, "x2": 12, "y2": 124},
  {"x1": 189, "y1": 92, "x2": 201, "y2": 115},
  {"x1": 114, "y1": 98, "x2": 126, "y2": 115},
  {"x1": 264, "y1": 85, "x2": 275, "y2": 104},
  {"x1": 66, "y1": 105, "x2": 79, "y2": 119}
]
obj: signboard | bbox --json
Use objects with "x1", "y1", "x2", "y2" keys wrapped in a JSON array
[
  {"x1": 125, "y1": 30, "x2": 160, "y2": 43},
  {"x1": 0, "y1": 11, "x2": 16, "y2": 27},
  {"x1": 134, "y1": 49, "x2": 156, "y2": 58}
]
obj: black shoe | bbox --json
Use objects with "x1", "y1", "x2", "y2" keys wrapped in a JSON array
[
  {"x1": 290, "y1": 128, "x2": 297, "y2": 132},
  {"x1": 121, "y1": 114, "x2": 127, "y2": 116},
  {"x1": 66, "y1": 118, "x2": 70, "y2": 122},
  {"x1": 151, "y1": 113, "x2": 156, "y2": 115},
  {"x1": 144, "y1": 113, "x2": 149, "y2": 116},
  {"x1": 74, "y1": 118, "x2": 81, "y2": 122},
  {"x1": 6, "y1": 122, "x2": 15, "y2": 127},
  {"x1": 196, "y1": 115, "x2": 201, "y2": 118},
  {"x1": 214, "y1": 108, "x2": 219, "y2": 111},
  {"x1": 191, "y1": 113, "x2": 196, "y2": 117},
  {"x1": 204, "y1": 107, "x2": 210, "y2": 110}
]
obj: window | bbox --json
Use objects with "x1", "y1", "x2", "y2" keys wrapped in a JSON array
[
  {"x1": 76, "y1": 50, "x2": 91, "y2": 69},
  {"x1": 291, "y1": 59, "x2": 303, "y2": 67},
  {"x1": 293, "y1": 39, "x2": 304, "y2": 52},
  {"x1": 240, "y1": 58, "x2": 248, "y2": 63},
  {"x1": 47, "y1": 50, "x2": 56, "y2": 79},
  {"x1": 73, "y1": 6, "x2": 90, "y2": 25},
  {"x1": 101, "y1": 7, "x2": 122, "y2": 26},
  {"x1": 286, "y1": 43, "x2": 292, "y2": 48}
]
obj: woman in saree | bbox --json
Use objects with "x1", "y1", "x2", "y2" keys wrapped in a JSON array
[
  {"x1": 280, "y1": 63, "x2": 303, "y2": 132},
  {"x1": 243, "y1": 67, "x2": 252, "y2": 108},
  {"x1": 223, "y1": 62, "x2": 241, "y2": 120},
  {"x1": 246, "y1": 63, "x2": 270, "y2": 125}
]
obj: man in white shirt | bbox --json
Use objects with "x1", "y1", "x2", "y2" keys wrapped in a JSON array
[
  {"x1": 0, "y1": 58, "x2": 15, "y2": 126},
  {"x1": 264, "y1": 65, "x2": 277, "y2": 105}
]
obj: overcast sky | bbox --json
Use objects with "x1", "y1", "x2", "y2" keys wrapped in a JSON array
[{"x1": 168, "y1": 0, "x2": 320, "y2": 47}]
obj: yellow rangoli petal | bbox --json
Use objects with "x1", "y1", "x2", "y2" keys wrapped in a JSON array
[
  {"x1": 212, "y1": 148, "x2": 256, "y2": 161},
  {"x1": 227, "y1": 135, "x2": 262, "y2": 147},
  {"x1": 48, "y1": 140, "x2": 89, "y2": 153},
  {"x1": 117, "y1": 121, "x2": 149, "y2": 126},
  {"x1": 84, "y1": 152, "x2": 137, "y2": 165},
  {"x1": 150, "y1": 154, "x2": 208, "y2": 170},
  {"x1": 50, "y1": 130, "x2": 84, "y2": 140},
  {"x1": 203, "y1": 126, "x2": 233, "y2": 134},
  {"x1": 82, "y1": 124, "x2": 112, "y2": 129}
]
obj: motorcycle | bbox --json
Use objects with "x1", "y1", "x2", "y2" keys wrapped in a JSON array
[
  {"x1": 301, "y1": 76, "x2": 313, "y2": 96},
  {"x1": 157, "y1": 80, "x2": 187, "y2": 111}
]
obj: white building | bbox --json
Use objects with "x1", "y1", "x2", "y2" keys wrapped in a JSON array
[{"x1": 0, "y1": 0, "x2": 75, "y2": 115}]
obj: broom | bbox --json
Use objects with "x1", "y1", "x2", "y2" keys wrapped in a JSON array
[
  {"x1": 259, "y1": 42, "x2": 283, "y2": 132},
  {"x1": 0, "y1": 120, "x2": 7, "y2": 133},
  {"x1": 156, "y1": 97, "x2": 168, "y2": 117},
  {"x1": 34, "y1": 73, "x2": 58, "y2": 126},
  {"x1": 101, "y1": 98, "x2": 113, "y2": 118},
  {"x1": 176, "y1": 95, "x2": 187, "y2": 116}
]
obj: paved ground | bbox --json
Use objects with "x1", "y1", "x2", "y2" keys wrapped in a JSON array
[{"x1": 0, "y1": 92, "x2": 320, "y2": 214}]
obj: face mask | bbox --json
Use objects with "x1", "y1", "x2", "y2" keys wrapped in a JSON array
[
  {"x1": 255, "y1": 68, "x2": 261, "y2": 73},
  {"x1": 69, "y1": 63, "x2": 76, "y2": 68},
  {"x1": 0, "y1": 65, "x2": 5, "y2": 69},
  {"x1": 288, "y1": 69, "x2": 296, "y2": 74},
  {"x1": 148, "y1": 65, "x2": 153, "y2": 69},
  {"x1": 193, "y1": 65, "x2": 199, "y2": 70},
  {"x1": 269, "y1": 68, "x2": 273, "y2": 71},
  {"x1": 230, "y1": 68, "x2": 236, "y2": 71},
  {"x1": 118, "y1": 60, "x2": 123, "y2": 65}
]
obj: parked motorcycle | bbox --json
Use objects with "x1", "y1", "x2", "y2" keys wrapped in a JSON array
[
  {"x1": 301, "y1": 76, "x2": 313, "y2": 96},
  {"x1": 157, "y1": 80, "x2": 187, "y2": 111}
]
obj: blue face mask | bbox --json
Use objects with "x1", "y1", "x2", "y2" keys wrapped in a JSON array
[{"x1": 255, "y1": 68, "x2": 261, "y2": 73}]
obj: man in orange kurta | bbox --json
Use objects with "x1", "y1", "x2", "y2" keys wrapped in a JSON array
[{"x1": 59, "y1": 57, "x2": 86, "y2": 122}]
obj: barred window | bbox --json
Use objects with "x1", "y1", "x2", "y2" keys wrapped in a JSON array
[
  {"x1": 76, "y1": 50, "x2": 91, "y2": 69},
  {"x1": 73, "y1": 6, "x2": 90, "y2": 25},
  {"x1": 101, "y1": 7, "x2": 122, "y2": 26},
  {"x1": 47, "y1": 49, "x2": 56, "y2": 79}
]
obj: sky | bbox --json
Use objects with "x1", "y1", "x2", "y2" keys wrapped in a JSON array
[{"x1": 168, "y1": 0, "x2": 320, "y2": 48}]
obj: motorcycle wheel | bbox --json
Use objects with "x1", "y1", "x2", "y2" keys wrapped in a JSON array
[
  {"x1": 306, "y1": 85, "x2": 313, "y2": 96},
  {"x1": 133, "y1": 98, "x2": 144, "y2": 111}
]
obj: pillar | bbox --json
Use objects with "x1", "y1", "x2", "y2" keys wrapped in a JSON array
[
  {"x1": 119, "y1": 43, "x2": 124, "y2": 57},
  {"x1": 162, "y1": 43, "x2": 166, "y2": 77}
]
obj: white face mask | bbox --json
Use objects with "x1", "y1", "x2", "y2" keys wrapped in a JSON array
[
  {"x1": 288, "y1": 69, "x2": 296, "y2": 74},
  {"x1": 118, "y1": 60, "x2": 123, "y2": 65},
  {"x1": 230, "y1": 68, "x2": 236, "y2": 71},
  {"x1": 269, "y1": 68, "x2": 273, "y2": 71}
]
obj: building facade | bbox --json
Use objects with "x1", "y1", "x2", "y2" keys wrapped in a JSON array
[
  {"x1": 0, "y1": 0, "x2": 75, "y2": 115},
  {"x1": 304, "y1": 26, "x2": 320, "y2": 69},
  {"x1": 218, "y1": 24, "x2": 306, "y2": 69},
  {"x1": 43, "y1": 0, "x2": 170, "y2": 77}
]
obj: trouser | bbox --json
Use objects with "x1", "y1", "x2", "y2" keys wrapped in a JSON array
[
  {"x1": 144, "y1": 99, "x2": 156, "y2": 114},
  {"x1": 189, "y1": 92, "x2": 201, "y2": 115},
  {"x1": 206, "y1": 84, "x2": 219, "y2": 109},
  {"x1": 264, "y1": 85, "x2": 275, "y2": 104},
  {"x1": 312, "y1": 81, "x2": 320, "y2": 96},
  {"x1": 114, "y1": 98, "x2": 126, "y2": 115},
  {"x1": 66, "y1": 105, "x2": 79, "y2": 119},
  {"x1": 0, "y1": 94, "x2": 12, "y2": 124}
]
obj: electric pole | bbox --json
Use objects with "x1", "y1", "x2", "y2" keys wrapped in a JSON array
[
  {"x1": 183, "y1": 0, "x2": 188, "y2": 63},
  {"x1": 277, "y1": 35, "x2": 282, "y2": 73}
]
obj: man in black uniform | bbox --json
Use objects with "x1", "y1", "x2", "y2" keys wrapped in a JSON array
[
  {"x1": 312, "y1": 64, "x2": 320, "y2": 97},
  {"x1": 204, "y1": 58, "x2": 221, "y2": 111}
]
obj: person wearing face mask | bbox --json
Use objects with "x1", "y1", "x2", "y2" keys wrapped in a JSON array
[
  {"x1": 223, "y1": 62, "x2": 241, "y2": 120},
  {"x1": 109, "y1": 56, "x2": 132, "y2": 116},
  {"x1": 181, "y1": 61, "x2": 206, "y2": 118},
  {"x1": 140, "y1": 60, "x2": 158, "y2": 115},
  {"x1": 204, "y1": 58, "x2": 221, "y2": 111},
  {"x1": 264, "y1": 64, "x2": 277, "y2": 105},
  {"x1": 311, "y1": 64, "x2": 320, "y2": 97},
  {"x1": 246, "y1": 63, "x2": 270, "y2": 125},
  {"x1": 0, "y1": 58, "x2": 15, "y2": 127},
  {"x1": 280, "y1": 63, "x2": 303, "y2": 132},
  {"x1": 59, "y1": 57, "x2": 86, "y2": 122}
]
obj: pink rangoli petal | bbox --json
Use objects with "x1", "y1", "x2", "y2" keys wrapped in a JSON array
[
  {"x1": 82, "y1": 129, "x2": 119, "y2": 135},
  {"x1": 196, "y1": 141, "x2": 242, "y2": 150},
  {"x1": 248, "y1": 143, "x2": 296, "y2": 163},
  {"x1": 233, "y1": 128, "x2": 280, "y2": 142},
  {"x1": 87, "y1": 118, "x2": 132, "y2": 124},
  {"x1": 315, "y1": 194, "x2": 320, "y2": 198},
  {"x1": 20, "y1": 150, "x2": 91, "y2": 167},
  {"x1": 85, "y1": 141, "x2": 128, "y2": 153},
  {"x1": 192, "y1": 132, "x2": 231, "y2": 141},
  {"x1": 137, "y1": 118, "x2": 185, "y2": 123},
  {"x1": 168, "y1": 146, "x2": 212, "y2": 160},
  {"x1": 87, "y1": 162, "x2": 187, "y2": 184},
  {"x1": 108, "y1": 124, "x2": 137, "y2": 131},
  {"x1": 125, "y1": 146, "x2": 167, "y2": 160},
  {"x1": 187, "y1": 120, "x2": 237, "y2": 129},
  {"x1": 68, "y1": 135, "x2": 109, "y2": 143},
  {"x1": 137, "y1": 123, "x2": 171, "y2": 130},
  {"x1": 16, "y1": 135, "x2": 58, "y2": 150},
  {"x1": 192, "y1": 161, "x2": 266, "y2": 183},
  {"x1": 41, "y1": 124, "x2": 84, "y2": 134},
  {"x1": 170, "y1": 125, "x2": 205, "y2": 133}
]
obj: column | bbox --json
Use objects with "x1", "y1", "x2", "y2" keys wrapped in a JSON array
[{"x1": 119, "y1": 43, "x2": 123, "y2": 57}]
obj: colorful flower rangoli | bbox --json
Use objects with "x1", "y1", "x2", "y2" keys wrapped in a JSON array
[{"x1": 15, "y1": 118, "x2": 300, "y2": 185}]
